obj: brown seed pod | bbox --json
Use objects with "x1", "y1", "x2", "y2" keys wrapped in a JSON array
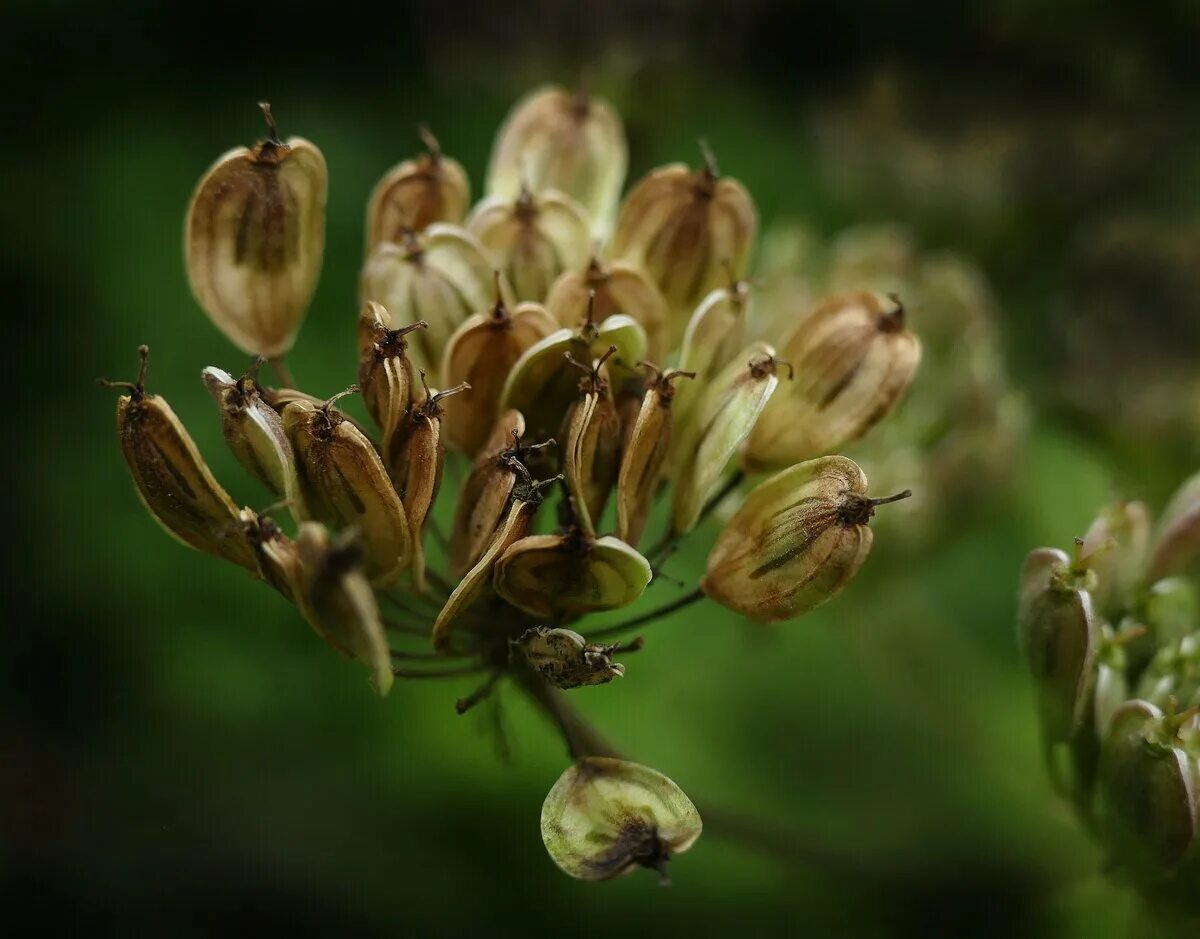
[
  {"x1": 609, "y1": 144, "x2": 757, "y2": 340},
  {"x1": 185, "y1": 103, "x2": 326, "y2": 358},
  {"x1": 674, "y1": 276, "x2": 752, "y2": 433},
  {"x1": 202, "y1": 359, "x2": 304, "y2": 518},
  {"x1": 702, "y1": 455, "x2": 910, "y2": 623},
  {"x1": 562, "y1": 347, "x2": 622, "y2": 536},
  {"x1": 356, "y1": 301, "x2": 428, "y2": 448},
  {"x1": 440, "y1": 276, "x2": 557, "y2": 456},
  {"x1": 237, "y1": 507, "x2": 303, "y2": 603},
  {"x1": 295, "y1": 523, "x2": 393, "y2": 696},
  {"x1": 282, "y1": 390, "x2": 411, "y2": 587},
  {"x1": 466, "y1": 186, "x2": 591, "y2": 303},
  {"x1": 360, "y1": 224, "x2": 503, "y2": 382},
  {"x1": 101, "y1": 346, "x2": 257, "y2": 573},
  {"x1": 366, "y1": 126, "x2": 470, "y2": 250},
  {"x1": 616, "y1": 365, "x2": 693, "y2": 548},
  {"x1": 744, "y1": 291, "x2": 921, "y2": 471},
  {"x1": 545, "y1": 255, "x2": 669, "y2": 364},
  {"x1": 487, "y1": 85, "x2": 627, "y2": 235},
  {"x1": 517, "y1": 626, "x2": 626, "y2": 689}
]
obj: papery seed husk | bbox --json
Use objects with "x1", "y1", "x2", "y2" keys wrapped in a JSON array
[
  {"x1": 360, "y1": 224, "x2": 502, "y2": 382},
  {"x1": 562, "y1": 366, "x2": 622, "y2": 537},
  {"x1": 519, "y1": 627, "x2": 625, "y2": 689},
  {"x1": 616, "y1": 371, "x2": 688, "y2": 548},
  {"x1": 487, "y1": 85, "x2": 627, "y2": 235},
  {"x1": 702, "y1": 455, "x2": 882, "y2": 623},
  {"x1": 440, "y1": 298, "x2": 556, "y2": 456},
  {"x1": 493, "y1": 533, "x2": 651, "y2": 620},
  {"x1": 671, "y1": 343, "x2": 780, "y2": 535},
  {"x1": 203, "y1": 365, "x2": 304, "y2": 518},
  {"x1": 283, "y1": 398, "x2": 411, "y2": 586},
  {"x1": 365, "y1": 129, "x2": 470, "y2": 249},
  {"x1": 259, "y1": 385, "x2": 375, "y2": 439},
  {"x1": 1080, "y1": 500, "x2": 1151, "y2": 621},
  {"x1": 112, "y1": 361, "x2": 257, "y2": 574},
  {"x1": 610, "y1": 155, "x2": 757, "y2": 342},
  {"x1": 448, "y1": 410, "x2": 525, "y2": 578},
  {"x1": 674, "y1": 280, "x2": 751, "y2": 433},
  {"x1": 1147, "y1": 471, "x2": 1200, "y2": 583},
  {"x1": 541, "y1": 757, "x2": 702, "y2": 883},
  {"x1": 237, "y1": 507, "x2": 303, "y2": 602},
  {"x1": 744, "y1": 291, "x2": 921, "y2": 471},
  {"x1": 545, "y1": 256, "x2": 669, "y2": 363},
  {"x1": 185, "y1": 112, "x2": 326, "y2": 357},
  {"x1": 356, "y1": 301, "x2": 424, "y2": 447},
  {"x1": 295, "y1": 523, "x2": 394, "y2": 696},
  {"x1": 467, "y1": 189, "x2": 591, "y2": 303}
]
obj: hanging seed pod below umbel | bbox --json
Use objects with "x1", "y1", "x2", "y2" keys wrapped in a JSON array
[
  {"x1": 366, "y1": 125, "x2": 470, "y2": 250},
  {"x1": 702, "y1": 455, "x2": 910, "y2": 623},
  {"x1": 518, "y1": 626, "x2": 627, "y2": 689},
  {"x1": 185, "y1": 103, "x2": 327, "y2": 358}
]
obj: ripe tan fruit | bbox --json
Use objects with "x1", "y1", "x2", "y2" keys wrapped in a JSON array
[{"x1": 365, "y1": 126, "x2": 470, "y2": 249}]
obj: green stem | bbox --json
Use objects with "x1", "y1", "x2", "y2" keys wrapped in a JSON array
[
  {"x1": 269, "y1": 356, "x2": 296, "y2": 389},
  {"x1": 586, "y1": 587, "x2": 706, "y2": 640}
]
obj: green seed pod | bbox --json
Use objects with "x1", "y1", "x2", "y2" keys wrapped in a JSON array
[
  {"x1": 518, "y1": 626, "x2": 626, "y2": 689},
  {"x1": 448, "y1": 410, "x2": 526, "y2": 578},
  {"x1": 487, "y1": 85, "x2": 627, "y2": 235},
  {"x1": 562, "y1": 347, "x2": 622, "y2": 537},
  {"x1": 1147, "y1": 471, "x2": 1200, "y2": 583},
  {"x1": 1137, "y1": 634, "x2": 1200, "y2": 712},
  {"x1": 545, "y1": 255, "x2": 669, "y2": 364},
  {"x1": 185, "y1": 103, "x2": 326, "y2": 358},
  {"x1": 541, "y1": 757, "x2": 702, "y2": 883},
  {"x1": 1017, "y1": 546, "x2": 1100, "y2": 742},
  {"x1": 466, "y1": 187, "x2": 591, "y2": 303},
  {"x1": 1141, "y1": 577, "x2": 1200, "y2": 650},
  {"x1": 744, "y1": 291, "x2": 921, "y2": 471},
  {"x1": 1079, "y1": 500, "x2": 1151, "y2": 621},
  {"x1": 283, "y1": 392, "x2": 411, "y2": 587},
  {"x1": 616, "y1": 365, "x2": 693, "y2": 549},
  {"x1": 295, "y1": 523, "x2": 394, "y2": 696},
  {"x1": 494, "y1": 532, "x2": 651, "y2": 620},
  {"x1": 360, "y1": 224, "x2": 502, "y2": 381},
  {"x1": 610, "y1": 144, "x2": 757, "y2": 339},
  {"x1": 202, "y1": 361, "x2": 304, "y2": 518},
  {"x1": 501, "y1": 301, "x2": 646, "y2": 442},
  {"x1": 702, "y1": 455, "x2": 910, "y2": 623},
  {"x1": 1100, "y1": 700, "x2": 1199, "y2": 872},
  {"x1": 102, "y1": 346, "x2": 257, "y2": 574},
  {"x1": 356, "y1": 301, "x2": 427, "y2": 449},
  {"x1": 440, "y1": 279, "x2": 557, "y2": 456},
  {"x1": 671, "y1": 344, "x2": 783, "y2": 536},
  {"x1": 365, "y1": 126, "x2": 470, "y2": 249},
  {"x1": 673, "y1": 277, "x2": 751, "y2": 431}
]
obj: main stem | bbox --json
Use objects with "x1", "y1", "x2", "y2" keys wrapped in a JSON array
[
  {"x1": 586, "y1": 587, "x2": 706, "y2": 640},
  {"x1": 519, "y1": 671, "x2": 621, "y2": 760}
]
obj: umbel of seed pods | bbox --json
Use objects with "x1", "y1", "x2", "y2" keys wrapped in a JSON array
[
  {"x1": 105, "y1": 87, "x2": 923, "y2": 884},
  {"x1": 1018, "y1": 473, "x2": 1200, "y2": 914}
]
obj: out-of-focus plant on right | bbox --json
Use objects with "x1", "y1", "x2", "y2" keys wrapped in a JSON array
[{"x1": 1018, "y1": 474, "x2": 1200, "y2": 929}]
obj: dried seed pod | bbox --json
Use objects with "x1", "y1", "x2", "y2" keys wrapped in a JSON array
[
  {"x1": 670, "y1": 344, "x2": 783, "y2": 535},
  {"x1": 1079, "y1": 500, "x2": 1151, "y2": 620},
  {"x1": 545, "y1": 255, "x2": 669, "y2": 363},
  {"x1": 1147, "y1": 471, "x2": 1200, "y2": 583},
  {"x1": 237, "y1": 507, "x2": 303, "y2": 602},
  {"x1": 493, "y1": 532, "x2": 651, "y2": 620},
  {"x1": 360, "y1": 224, "x2": 502, "y2": 381},
  {"x1": 1100, "y1": 700, "x2": 1198, "y2": 871},
  {"x1": 295, "y1": 523, "x2": 394, "y2": 696},
  {"x1": 501, "y1": 301, "x2": 646, "y2": 442},
  {"x1": 185, "y1": 103, "x2": 326, "y2": 357},
  {"x1": 702, "y1": 456, "x2": 910, "y2": 623},
  {"x1": 1017, "y1": 546, "x2": 1100, "y2": 742},
  {"x1": 102, "y1": 346, "x2": 256, "y2": 573},
  {"x1": 440, "y1": 278, "x2": 557, "y2": 455},
  {"x1": 466, "y1": 187, "x2": 591, "y2": 303},
  {"x1": 517, "y1": 627, "x2": 626, "y2": 689},
  {"x1": 283, "y1": 392, "x2": 411, "y2": 587},
  {"x1": 448, "y1": 411, "x2": 527, "y2": 578},
  {"x1": 356, "y1": 301, "x2": 427, "y2": 447},
  {"x1": 366, "y1": 126, "x2": 470, "y2": 249},
  {"x1": 202, "y1": 360, "x2": 303, "y2": 517},
  {"x1": 616, "y1": 365, "x2": 693, "y2": 548},
  {"x1": 433, "y1": 463, "x2": 560, "y2": 650},
  {"x1": 610, "y1": 144, "x2": 757, "y2": 339},
  {"x1": 541, "y1": 757, "x2": 702, "y2": 883},
  {"x1": 562, "y1": 347, "x2": 622, "y2": 536},
  {"x1": 744, "y1": 291, "x2": 921, "y2": 471},
  {"x1": 487, "y1": 85, "x2": 627, "y2": 235},
  {"x1": 259, "y1": 385, "x2": 375, "y2": 439},
  {"x1": 387, "y1": 374, "x2": 470, "y2": 594},
  {"x1": 674, "y1": 277, "x2": 751, "y2": 432}
]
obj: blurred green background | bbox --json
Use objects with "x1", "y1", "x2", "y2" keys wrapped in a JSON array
[{"x1": 5, "y1": 0, "x2": 1199, "y2": 935}]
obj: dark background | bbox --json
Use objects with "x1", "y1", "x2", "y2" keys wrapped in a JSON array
[{"x1": 4, "y1": 1, "x2": 1199, "y2": 935}]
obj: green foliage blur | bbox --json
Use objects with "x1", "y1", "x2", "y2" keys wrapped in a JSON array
[{"x1": 4, "y1": 0, "x2": 1198, "y2": 935}]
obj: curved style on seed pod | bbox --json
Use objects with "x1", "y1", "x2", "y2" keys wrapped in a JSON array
[
  {"x1": 185, "y1": 103, "x2": 326, "y2": 358},
  {"x1": 541, "y1": 757, "x2": 702, "y2": 883},
  {"x1": 366, "y1": 126, "x2": 470, "y2": 250}
]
